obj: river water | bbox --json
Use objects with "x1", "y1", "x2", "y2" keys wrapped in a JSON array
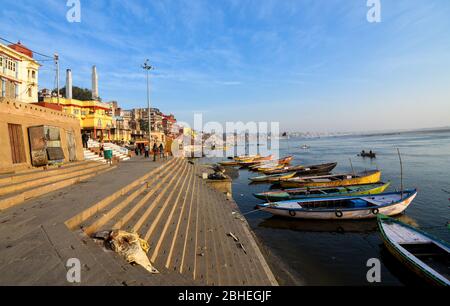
[{"x1": 209, "y1": 129, "x2": 450, "y2": 286}]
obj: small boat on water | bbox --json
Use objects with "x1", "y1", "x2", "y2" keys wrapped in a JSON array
[
  {"x1": 279, "y1": 170, "x2": 381, "y2": 188},
  {"x1": 239, "y1": 155, "x2": 274, "y2": 167},
  {"x1": 256, "y1": 189, "x2": 417, "y2": 220},
  {"x1": 301, "y1": 144, "x2": 310, "y2": 149},
  {"x1": 359, "y1": 150, "x2": 376, "y2": 159},
  {"x1": 263, "y1": 162, "x2": 337, "y2": 175},
  {"x1": 220, "y1": 154, "x2": 260, "y2": 166},
  {"x1": 234, "y1": 154, "x2": 260, "y2": 161},
  {"x1": 219, "y1": 160, "x2": 241, "y2": 166},
  {"x1": 378, "y1": 215, "x2": 450, "y2": 286},
  {"x1": 249, "y1": 172, "x2": 298, "y2": 183},
  {"x1": 249, "y1": 156, "x2": 293, "y2": 171},
  {"x1": 253, "y1": 182, "x2": 391, "y2": 201}
]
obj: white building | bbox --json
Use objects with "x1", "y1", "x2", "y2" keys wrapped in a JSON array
[{"x1": 0, "y1": 41, "x2": 40, "y2": 103}]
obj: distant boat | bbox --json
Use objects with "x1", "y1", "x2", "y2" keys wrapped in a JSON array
[
  {"x1": 359, "y1": 151, "x2": 376, "y2": 158},
  {"x1": 301, "y1": 144, "x2": 310, "y2": 149},
  {"x1": 279, "y1": 170, "x2": 381, "y2": 188},
  {"x1": 378, "y1": 215, "x2": 450, "y2": 286},
  {"x1": 253, "y1": 182, "x2": 391, "y2": 202},
  {"x1": 256, "y1": 189, "x2": 417, "y2": 220}
]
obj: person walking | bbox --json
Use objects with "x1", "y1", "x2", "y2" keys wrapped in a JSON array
[
  {"x1": 144, "y1": 144, "x2": 150, "y2": 158},
  {"x1": 99, "y1": 142, "x2": 104, "y2": 157},
  {"x1": 159, "y1": 143, "x2": 164, "y2": 159},
  {"x1": 135, "y1": 145, "x2": 139, "y2": 156},
  {"x1": 82, "y1": 133, "x2": 89, "y2": 149},
  {"x1": 152, "y1": 143, "x2": 159, "y2": 162}
]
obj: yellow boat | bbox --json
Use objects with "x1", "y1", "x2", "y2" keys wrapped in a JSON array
[
  {"x1": 220, "y1": 155, "x2": 257, "y2": 166},
  {"x1": 253, "y1": 164, "x2": 286, "y2": 172},
  {"x1": 279, "y1": 170, "x2": 381, "y2": 188},
  {"x1": 250, "y1": 172, "x2": 298, "y2": 183},
  {"x1": 234, "y1": 155, "x2": 260, "y2": 162}
]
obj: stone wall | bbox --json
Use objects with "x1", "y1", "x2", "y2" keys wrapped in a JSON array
[{"x1": 0, "y1": 98, "x2": 84, "y2": 172}]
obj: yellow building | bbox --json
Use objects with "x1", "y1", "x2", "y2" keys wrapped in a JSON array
[
  {"x1": 42, "y1": 97, "x2": 113, "y2": 141},
  {"x1": 0, "y1": 41, "x2": 40, "y2": 103}
]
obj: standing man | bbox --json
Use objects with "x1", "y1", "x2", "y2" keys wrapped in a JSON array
[
  {"x1": 82, "y1": 133, "x2": 89, "y2": 149},
  {"x1": 152, "y1": 143, "x2": 158, "y2": 162},
  {"x1": 144, "y1": 143, "x2": 150, "y2": 158},
  {"x1": 159, "y1": 143, "x2": 164, "y2": 160}
]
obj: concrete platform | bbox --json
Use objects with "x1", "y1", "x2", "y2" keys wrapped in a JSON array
[{"x1": 0, "y1": 156, "x2": 277, "y2": 286}]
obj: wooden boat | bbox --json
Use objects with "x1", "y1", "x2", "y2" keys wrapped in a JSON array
[
  {"x1": 239, "y1": 155, "x2": 274, "y2": 167},
  {"x1": 279, "y1": 170, "x2": 381, "y2": 188},
  {"x1": 250, "y1": 156, "x2": 294, "y2": 170},
  {"x1": 263, "y1": 162, "x2": 337, "y2": 175},
  {"x1": 220, "y1": 155, "x2": 258, "y2": 166},
  {"x1": 249, "y1": 172, "x2": 298, "y2": 183},
  {"x1": 253, "y1": 182, "x2": 391, "y2": 201},
  {"x1": 256, "y1": 189, "x2": 417, "y2": 220},
  {"x1": 359, "y1": 151, "x2": 376, "y2": 159},
  {"x1": 378, "y1": 215, "x2": 450, "y2": 286},
  {"x1": 234, "y1": 154, "x2": 260, "y2": 161},
  {"x1": 219, "y1": 160, "x2": 241, "y2": 166}
]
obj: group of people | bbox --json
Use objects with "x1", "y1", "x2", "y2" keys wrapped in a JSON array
[{"x1": 135, "y1": 143, "x2": 166, "y2": 161}]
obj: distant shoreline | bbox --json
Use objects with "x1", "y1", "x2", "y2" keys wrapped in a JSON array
[{"x1": 285, "y1": 126, "x2": 450, "y2": 140}]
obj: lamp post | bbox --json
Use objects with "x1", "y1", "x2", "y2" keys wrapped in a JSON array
[{"x1": 142, "y1": 59, "x2": 154, "y2": 145}]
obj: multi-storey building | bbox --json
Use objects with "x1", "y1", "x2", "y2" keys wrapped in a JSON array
[{"x1": 0, "y1": 41, "x2": 40, "y2": 103}]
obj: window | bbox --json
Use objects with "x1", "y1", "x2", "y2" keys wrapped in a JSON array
[
  {"x1": 1, "y1": 79, "x2": 5, "y2": 97},
  {"x1": 0, "y1": 56, "x2": 3, "y2": 68},
  {"x1": 73, "y1": 109, "x2": 79, "y2": 115},
  {"x1": 32, "y1": 71, "x2": 36, "y2": 79},
  {"x1": 28, "y1": 87, "x2": 32, "y2": 97}
]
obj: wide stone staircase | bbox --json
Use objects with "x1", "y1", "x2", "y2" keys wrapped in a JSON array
[
  {"x1": 85, "y1": 140, "x2": 131, "y2": 162},
  {"x1": 0, "y1": 161, "x2": 115, "y2": 211},
  {"x1": 65, "y1": 158, "x2": 277, "y2": 286}
]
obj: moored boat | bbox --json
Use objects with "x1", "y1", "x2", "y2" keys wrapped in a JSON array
[
  {"x1": 279, "y1": 170, "x2": 381, "y2": 188},
  {"x1": 239, "y1": 155, "x2": 274, "y2": 167},
  {"x1": 253, "y1": 182, "x2": 391, "y2": 201},
  {"x1": 378, "y1": 215, "x2": 450, "y2": 286},
  {"x1": 249, "y1": 172, "x2": 298, "y2": 183},
  {"x1": 234, "y1": 154, "x2": 260, "y2": 161},
  {"x1": 256, "y1": 189, "x2": 417, "y2": 220},
  {"x1": 263, "y1": 162, "x2": 337, "y2": 175}
]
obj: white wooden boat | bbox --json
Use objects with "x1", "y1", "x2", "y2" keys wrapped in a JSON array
[
  {"x1": 256, "y1": 190, "x2": 417, "y2": 220},
  {"x1": 378, "y1": 215, "x2": 450, "y2": 286}
]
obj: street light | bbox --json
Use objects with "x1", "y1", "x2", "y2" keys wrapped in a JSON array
[{"x1": 142, "y1": 59, "x2": 154, "y2": 144}]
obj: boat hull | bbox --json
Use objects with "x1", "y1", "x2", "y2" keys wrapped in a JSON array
[
  {"x1": 280, "y1": 171, "x2": 381, "y2": 188},
  {"x1": 258, "y1": 191, "x2": 416, "y2": 220},
  {"x1": 254, "y1": 182, "x2": 391, "y2": 201},
  {"x1": 378, "y1": 216, "x2": 450, "y2": 286}
]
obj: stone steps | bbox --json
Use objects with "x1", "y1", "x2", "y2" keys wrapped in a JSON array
[
  {"x1": 0, "y1": 163, "x2": 115, "y2": 211},
  {"x1": 63, "y1": 158, "x2": 277, "y2": 286}
]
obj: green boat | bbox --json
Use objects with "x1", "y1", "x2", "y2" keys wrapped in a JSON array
[
  {"x1": 378, "y1": 215, "x2": 450, "y2": 286},
  {"x1": 253, "y1": 182, "x2": 390, "y2": 202}
]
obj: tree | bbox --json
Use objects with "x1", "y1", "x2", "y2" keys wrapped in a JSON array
[{"x1": 53, "y1": 86, "x2": 101, "y2": 101}]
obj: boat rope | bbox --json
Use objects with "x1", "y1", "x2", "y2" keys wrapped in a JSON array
[{"x1": 241, "y1": 206, "x2": 271, "y2": 216}]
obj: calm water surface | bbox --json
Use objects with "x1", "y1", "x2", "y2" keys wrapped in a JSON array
[{"x1": 211, "y1": 130, "x2": 450, "y2": 286}]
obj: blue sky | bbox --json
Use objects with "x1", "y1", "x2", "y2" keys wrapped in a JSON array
[{"x1": 1, "y1": 0, "x2": 449, "y2": 132}]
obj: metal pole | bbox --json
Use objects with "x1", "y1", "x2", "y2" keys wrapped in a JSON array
[
  {"x1": 147, "y1": 69, "x2": 150, "y2": 143},
  {"x1": 55, "y1": 53, "x2": 60, "y2": 105},
  {"x1": 397, "y1": 148, "x2": 404, "y2": 197},
  {"x1": 142, "y1": 60, "x2": 153, "y2": 146},
  {"x1": 349, "y1": 158, "x2": 355, "y2": 176}
]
